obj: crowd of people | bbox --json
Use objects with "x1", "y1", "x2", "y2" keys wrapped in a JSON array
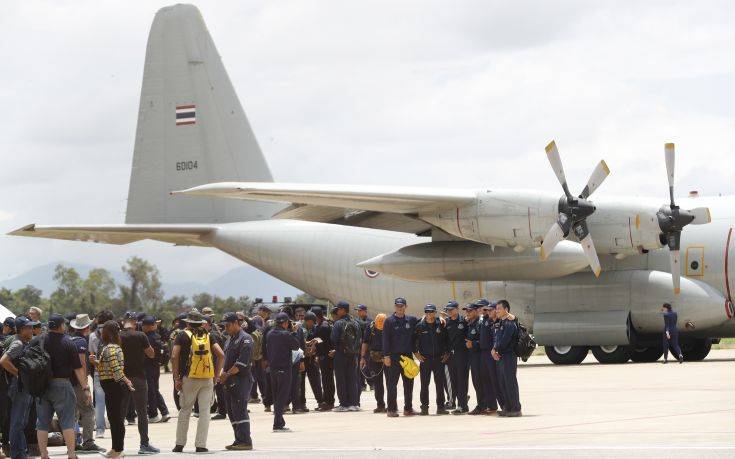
[{"x1": 0, "y1": 296, "x2": 524, "y2": 456}]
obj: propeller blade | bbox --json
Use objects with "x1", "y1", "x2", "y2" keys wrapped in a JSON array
[
  {"x1": 579, "y1": 160, "x2": 610, "y2": 199},
  {"x1": 540, "y1": 221, "x2": 566, "y2": 261},
  {"x1": 665, "y1": 143, "x2": 676, "y2": 206},
  {"x1": 688, "y1": 207, "x2": 712, "y2": 225},
  {"x1": 580, "y1": 233, "x2": 602, "y2": 278},
  {"x1": 545, "y1": 141, "x2": 573, "y2": 199},
  {"x1": 670, "y1": 249, "x2": 681, "y2": 295}
]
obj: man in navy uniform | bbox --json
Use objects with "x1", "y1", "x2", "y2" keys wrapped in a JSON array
[
  {"x1": 300, "y1": 311, "x2": 324, "y2": 410},
  {"x1": 220, "y1": 312, "x2": 254, "y2": 450},
  {"x1": 445, "y1": 301, "x2": 469, "y2": 415},
  {"x1": 414, "y1": 304, "x2": 449, "y2": 415},
  {"x1": 265, "y1": 313, "x2": 300, "y2": 432},
  {"x1": 478, "y1": 301, "x2": 500, "y2": 414},
  {"x1": 464, "y1": 303, "x2": 486, "y2": 415},
  {"x1": 382, "y1": 297, "x2": 419, "y2": 418},
  {"x1": 354, "y1": 304, "x2": 371, "y2": 392},
  {"x1": 142, "y1": 315, "x2": 170, "y2": 424},
  {"x1": 330, "y1": 301, "x2": 360, "y2": 412},
  {"x1": 360, "y1": 313, "x2": 387, "y2": 413},
  {"x1": 492, "y1": 300, "x2": 522, "y2": 417},
  {"x1": 661, "y1": 303, "x2": 684, "y2": 364},
  {"x1": 313, "y1": 307, "x2": 335, "y2": 411}
]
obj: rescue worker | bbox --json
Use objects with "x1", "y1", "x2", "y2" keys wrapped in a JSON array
[
  {"x1": 487, "y1": 303, "x2": 506, "y2": 412},
  {"x1": 220, "y1": 312, "x2": 254, "y2": 450},
  {"x1": 414, "y1": 304, "x2": 449, "y2": 415},
  {"x1": 313, "y1": 307, "x2": 336, "y2": 411},
  {"x1": 354, "y1": 304, "x2": 371, "y2": 392},
  {"x1": 330, "y1": 301, "x2": 361, "y2": 411},
  {"x1": 444, "y1": 301, "x2": 469, "y2": 414},
  {"x1": 266, "y1": 312, "x2": 300, "y2": 432},
  {"x1": 492, "y1": 300, "x2": 522, "y2": 417},
  {"x1": 360, "y1": 313, "x2": 387, "y2": 413},
  {"x1": 287, "y1": 312, "x2": 306, "y2": 414},
  {"x1": 382, "y1": 297, "x2": 419, "y2": 417},
  {"x1": 142, "y1": 316, "x2": 170, "y2": 423},
  {"x1": 300, "y1": 312, "x2": 324, "y2": 410},
  {"x1": 478, "y1": 301, "x2": 500, "y2": 414},
  {"x1": 464, "y1": 303, "x2": 485, "y2": 415},
  {"x1": 662, "y1": 303, "x2": 684, "y2": 364}
]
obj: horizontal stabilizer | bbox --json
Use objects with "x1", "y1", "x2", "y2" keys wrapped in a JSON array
[
  {"x1": 7, "y1": 224, "x2": 217, "y2": 246},
  {"x1": 173, "y1": 182, "x2": 477, "y2": 214}
]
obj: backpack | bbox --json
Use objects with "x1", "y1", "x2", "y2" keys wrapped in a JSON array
[
  {"x1": 340, "y1": 318, "x2": 362, "y2": 355},
  {"x1": 513, "y1": 319, "x2": 536, "y2": 362},
  {"x1": 184, "y1": 330, "x2": 214, "y2": 379},
  {"x1": 17, "y1": 335, "x2": 53, "y2": 397},
  {"x1": 250, "y1": 329, "x2": 263, "y2": 361}
]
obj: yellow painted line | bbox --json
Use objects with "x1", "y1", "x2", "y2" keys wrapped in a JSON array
[{"x1": 451, "y1": 281, "x2": 457, "y2": 300}]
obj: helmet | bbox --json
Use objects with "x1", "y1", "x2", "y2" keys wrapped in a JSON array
[
  {"x1": 374, "y1": 313, "x2": 387, "y2": 331},
  {"x1": 304, "y1": 312, "x2": 317, "y2": 322}
]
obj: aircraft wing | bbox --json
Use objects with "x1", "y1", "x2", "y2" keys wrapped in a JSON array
[
  {"x1": 173, "y1": 182, "x2": 477, "y2": 214},
  {"x1": 7, "y1": 224, "x2": 217, "y2": 247}
]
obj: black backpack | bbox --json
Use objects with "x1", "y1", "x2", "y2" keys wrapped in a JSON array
[
  {"x1": 513, "y1": 319, "x2": 536, "y2": 362},
  {"x1": 17, "y1": 334, "x2": 53, "y2": 397},
  {"x1": 340, "y1": 319, "x2": 362, "y2": 355}
]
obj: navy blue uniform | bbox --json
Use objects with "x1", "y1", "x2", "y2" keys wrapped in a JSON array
[
  {"x1": 331, "y1": 316, "x2": 360, "y2": 407},
  {"x1": 414, "y1": 318, "x2": 448, "y2": 411},
  {"x1": 144, "y1": 330, "x2": 170, "y2": 419},
  {"x1": 289, "y1": 326, "x2": 305, "y2": 410},
  {"x1": 223, "y1": 330, "x2": 254, "y2": 445},
  {"x1": 479, "y1": 315, "x2": 500, "y2": 411},
  {"x1": 356, "y1": 316, "x2": 371, "y2": 392},
  {"x1": 362, "y1": 322, "x2": 385, "y2": 408},
  {"x1": 466, "y1": 317, "x2": 485, "y2": 410},
  {"x1": 299, "y1": 323, "x2": 324, "y2": 408},
  {"x1": 489, "y1": 319, "x2": 506, "y2": 410},
  {"x1": 382, "y1": 313, "x2": 419, "y2": 412},
  {"x1": 445, "y1": 316, "x2": 469, "y2": 410},
  {"x1": 494, "y1": 318, "x2": 521, "y2": 413},
  {"x1": 663, "y1": 310, "x2": 683, "y2": 360},
  {"x1": 315, "y1": 319, "x2": 335, "y2": 408},
  {"x1": 265, "y1": 328, "x2": 300, "y2": 429}
]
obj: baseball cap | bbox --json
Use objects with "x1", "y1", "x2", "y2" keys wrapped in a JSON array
[
  {"x1": 141, "y1": 315, "x2": 157, "y2": 326},
  {"x1": 336, "y1": 300, "x2": 350, "y2": 310},
  {"x1": 475, "y1": 298, "x2": 490, "y2": 307},
  {"x1": 355, "y1": 304, "x2": 368, "y2": 311},
  {"x1": 15, "y1": 316, "x2": 34, "y2": 329},
  {"x1": 462, "y1": 304, "x2": 478, "y2": 311},
  {"x1": 3, "y1": 317, "x2": 15, "y2": 329},
  {"x1": 445, "y1": 300, "x2": 459, "y2": 310},
  {"x1": 223, "y1": 312, "x2": 239, "y2": 323},
  {"x1": 257, "y1": 305, "x2": 271, "y2": 312},
  {"x1": 48, "y1": 313, "x2": 65, "y2": 329},
  {"x1": 424, "y1": 304, "x2": 437, "y2": 313},
  {"x1": 123, "y1": 311, "x2": 137, "y2": 320},
  {"x1": 275, "y1": 312, "x2": 290, "y2": 324},
  {"x1": 394, "y1": 297, "x2": 407, "y2": 306}
]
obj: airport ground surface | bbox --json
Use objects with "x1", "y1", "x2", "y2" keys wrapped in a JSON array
[{"x1": 48, "y1": 349, "x2": 735, "y2": 458}]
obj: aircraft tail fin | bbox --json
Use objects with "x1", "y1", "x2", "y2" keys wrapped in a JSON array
[{"x1": 125, "y1": 4, "x2": 281, "y2": 224}]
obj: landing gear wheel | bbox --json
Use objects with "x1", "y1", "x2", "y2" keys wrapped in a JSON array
[
  {"x1": 591, "y1": 345, "x2": 632, "y2": 364},
  {"x1": 630, "y1": 346, "x2": 663, "y2": 363},
  {"x1": 681, "y1": 338, "x2": 712, "y2": 361},
  {"x1": 544, "y1": 345, "x2": 588, "y2": 364}
]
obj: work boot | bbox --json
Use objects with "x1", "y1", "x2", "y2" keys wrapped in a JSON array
[
  {"x1": 386, "y1": 411, "x2": 399, "y2": 418},
  {"x1": 452, "y1": 407, "x2": 468, "y2": 415},
  {"x1": 160, "y1": 414, "x2": 171, "y2": 423},
  {"x1": 264, "y1": 405, "x2": 272, "y2": 412},
  {"x1": 172, "y1": 445, "x2": 184, "y2": 453},
  {"x1": 419, "y1": 407, "x2": 429, "y2": 416},
  {"x1": 77, "y1": 440, "x2": 106, "y2": 453},
  {"x1": 436, "y1": 408, "x2": 450, "y2": 415},
  {"x1": 195, "y1": 447, "x2": 208, "y2": 452},
  {"x1": 403, "y1": 408, "x2": 419, "y2": 417},
  {"x1": 272, "y1": 427, "x2": 291, "y2": 433},
  {"x1": 212, "y1": 413, "x2": 227, "y2": 420},
  {"x1": 506, "y1": 411, "x2": 523, "y2": 417},
  {"x1": 226, "y1": 443, "x2": 253, "y2": 451},
  {"x1": 482, "y1": 408, "x2": 497, "y2": 415},
  {"x1": 678, "y1": 354, "x2": 684, "y2": 364},
  {"x1": 497, "y1": 411, "x2": 508, "y2": 417},
  {"x1": 373, "y1": 406, "x2": 386, "y2": 413},
  {"x1": 468, "y1": 407, "x2": 483, "y2": 415}
]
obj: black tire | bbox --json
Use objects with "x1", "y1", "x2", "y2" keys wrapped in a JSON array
[
  {"x1": 630, "y1": 346, "x2": 663, "y2": 363},
  {"x1": 544, "y1": 345, "x2": 589, "y2": 365},
  {"x1": 681, "y1": 338, "x2": 712, "y2": 361},
  {"x1": 591, "y1": 345, "x2": 632, "y2": 364}
]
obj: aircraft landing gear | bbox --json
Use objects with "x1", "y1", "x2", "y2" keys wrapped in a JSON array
[
  {"x1": 630, "y1": 345, "x2": 663, "y2": 363},
  {"x1": 591, "y1": 345, "x2": 632, "y2": 364},
  {"x1": 544, "y1": 345, "x2": 589, "y2": 364},
  {"x1": 681, "y1": 338, "x2": 712, "y2": 361}
]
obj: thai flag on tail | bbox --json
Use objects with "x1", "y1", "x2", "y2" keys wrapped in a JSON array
[{"x1": 176, "y1": 104, "x2": 196, "y2": 125}]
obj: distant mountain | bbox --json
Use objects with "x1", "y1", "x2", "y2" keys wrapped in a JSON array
[{"x1": 0, "y1": 262, "x2": 301, "y2": 300}]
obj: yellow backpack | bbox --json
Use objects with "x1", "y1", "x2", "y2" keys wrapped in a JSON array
[
  {"x1": 185, "y1": 330, "x2": 214, "y2": 379},
  {"x1": 399, "y1": 355, "x2": 419, "y2": 379}
]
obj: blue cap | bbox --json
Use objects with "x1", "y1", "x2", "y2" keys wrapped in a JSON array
[
  {"x1": 336, "y1": 300, "x2": 350, "y2": 310},
  {"x1": 394, "y1": 297, "x2": 407, "y2": 306},
  {"x1": 136, "y1": 312, "x2": 147, "y2": 321},
  {"x1": 3, "y1": 317, "x2": 15, "y2": 329},
  {"x1": 275, "y1": 312, "x2": 290, "y2": 324},
  {"x1": 462, "y1": 304, "x2": 478, "y2": 311},
  {"x1": 257, "y1": 305, "x2": 271, "y2": 312},
  {"x1": 488, "y1": 301, "x2": 497, "y2": 309},
  {"x1": 176, "y1": 312, "x2": 187, "y2": 321},
  {"x1": 445, "y1": 300, "x2": 459, "y2": 310},
  {"x1": 355, "y1": 304, "x2": 367, "y2": 311},
  {"x1": 223, "y1": 312, "x2": 239, "y2": 323},
  {"x1": 475, "y1": 298, "x2": 490, "y2": 307},
  {"x1": 311, "y1": 306, "x2": 323, "y2": 316},
  {"x1": 64, "y1": 312, "x2": 77, "y2": 323},
  {"x1": 424, "y1": 304, "x2": 437, "y2": 313},
  {"x1": 15, "y1": 316, "x2": 34, "y2": 329},
  {"x1": 48, "y1": 313, "x2": 65, "y2": 329},
  {"x1": 142, "y1": 315, "x2": 156, "y2": 325},
  {"x1": 123, "y1": 311, "x2": 137, "y2": 320}
]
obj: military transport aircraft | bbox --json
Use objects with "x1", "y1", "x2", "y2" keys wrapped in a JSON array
[{"x1": 10, "y1": 4, "x2": 735, "y2": 364}]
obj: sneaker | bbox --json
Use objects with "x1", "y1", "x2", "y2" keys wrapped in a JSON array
[
  {"x1": 386, "y1": 411, "x2": 399, "y2": 418},
  {"x1": 78, "y1": 441, "x2": 107, "y2": 453},
  {"x1": 678, "y1": 354, "x2": 684, "y2": 364},
  {"x1": 211, "y1": 414, "x2": 227, "y2": 420},
  {"x1": 95, "y1": 430, "x2": 106, "y2": 439},
  {"x1": 225, "y1": 443, "x2": 253, "y2": 451},
  {"x1": 192, "y1": 412, "x2": 200, "y2": 418},
  {"x1": 195, "y1": 447, "x2": 208, "y2": 453},
  {"x1": 347, "y1": 406, "x2": 361, "y2": 412},
  {"x1": 373, "y1": 406, "x2": 386, "y2": 413},
  {"x1": 419, "y1": 407, "x2": 429, "y2": 416},
  {"x1": 148, "y1": 415, "x2": 162, "y2": 424},
  {"x1": 332, "y1": 406, "x2": 349, "y2": 412},
  {"x1": 139, "y1": 444, "x2": 160, "y2": 455},
  {"x1": 172, "y1": 446, "x2": 184, "y2": 453},
  {"x1": 272, "y1": 427, "x2": 291, "y2": 433},
  {"x1": 159, "y1": 415, "x2": 171, "y2": 423}
]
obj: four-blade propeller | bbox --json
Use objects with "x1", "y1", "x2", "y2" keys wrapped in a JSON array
[
  {"x1": 656, "y1": 143, "x2": 711, "y2": 294},
  {"x1": 540, "y1": 141, "x2": 610, "y2": 277}
]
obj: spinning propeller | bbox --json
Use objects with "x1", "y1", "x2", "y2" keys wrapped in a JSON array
[
  {"x1": 540, "y1": 141, "x2": 610, "y2": 277},
  {"x1": 655, "y1": 143, "x2": 711, "y2": 294}
]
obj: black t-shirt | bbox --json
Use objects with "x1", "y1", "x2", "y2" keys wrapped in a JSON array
[
  {"x1": 174, "y1": 329, "x2": 217, "y2": 379},
  {"x1": 38, "y1": 332, "x2": 82, "y2": 381},
  {"x1": 120, "y1": 329, "x2": 151, "y2": 377}
]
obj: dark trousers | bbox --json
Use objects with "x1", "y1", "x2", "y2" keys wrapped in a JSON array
[
  {"x1": 262, "y1": 366, "x2": 273, "y2": 407},
  {"x1": 101, "y1": 379, "x2": 128, "y2": 453},
  {"x1": 299, "y1": 358, "x2": 324, "y2": 407},
  {"x1": 468, "y1": 352, "x2": 485, "y2": 409},
  {"x1": 0, "y1": 390, "x2": 9, "y2": 448},
  {"x1": 289, "y1": 363, "x2": 301, "y2": 409},
  {"x1": 480, "y1": 349, "x2": 498, "y2": 410},
  {"x1": 488, "y1": 354, "x2": 505, "y2": 410},
  {"x1": 497, "y1": 353, "x2": 521, "y2": 412},
  {"x1": 145, "y1": 365, "x2": 169, "y2": 418},
  {"x1": 419, "y1": 357, "x2": 446, "y2": 410},
  {"x1": 224, "y1": 374, "x2": 252, "y2": 445},
  {"x1": 334, "y1": 352, "x2": 359, "y2": 407},
  {"x1": 123, "y1": 376, "x2": 149, "y2": 446},
  {"x1": 663, "y1": 331, "x2": 683, "y2": 359},
  {"x1": 8, "y1": 381, "x2": 32, "y2": 459},
  {"x1": 385, "y1": 354, "x2": 414, "y2": 412},
  {"x1": 214, "y1": 382, "x2": 227, "y2": 415},
  {"x1": 448, "y1": 352, "x2": 469, "y2": 409},
  {"x1": 318, "y1": 355, "x2": 335, "y2": 406},
  {"x1": 251, "y1": 362, "x2": 267, "y2": 400},
  {"x1": 270, "y1": 368, "x2": 291, "y2": 429},
  {"x1": 365, "y1": 358, "x2": 385, "y2": 408}
]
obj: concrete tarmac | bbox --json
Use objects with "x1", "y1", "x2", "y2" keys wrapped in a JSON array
[{"x1": 47, "y1": 349, "x2": 735, "y2": 458}]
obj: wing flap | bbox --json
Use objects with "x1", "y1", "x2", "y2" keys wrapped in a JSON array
[{"x1": 8, "y1": 224, "x2": 217, "y2": 246}]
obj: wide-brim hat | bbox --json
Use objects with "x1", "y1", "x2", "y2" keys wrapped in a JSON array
[
  {"x1": 70, "y1": 314, "x2": 92, "y2": 330},
  {"x1": 184, "y1": 310, "x2": 206, "y2": 324}
]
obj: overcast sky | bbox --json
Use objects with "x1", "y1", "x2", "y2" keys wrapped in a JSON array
[{"x1": 2, "y1": 0, "x2": 735, "y2": 286}]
